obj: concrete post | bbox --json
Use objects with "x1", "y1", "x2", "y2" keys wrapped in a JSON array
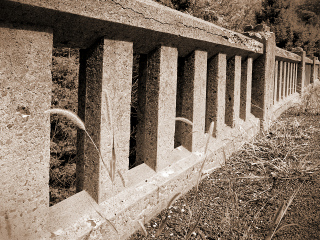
[
  {"x1": 206, "y1": 53, "x2": 227, "y2": 137},
  {"x1": 141, "y1": 46, "x2": 178, "y2": 171},
  {"x1": 225, "y1": 56, "x2": 241, "y2": 127},
  {"x1": 77, "y1": 37, "x2": 133, "y2": 203},
  {"x1": 311, "y1": 56, "x2": 317, "y2": 83},
  {"x1": 175, "y1": 50, "x2": 207, "y2": 152},
  {"x1": 277, "y1": 61, "x2": 283, "y2": 101},
  {"x1": 240, "y1": 57, "x2": 253, "y2": 121},
  {"x1": 296, "y1": 50, "x2": 306, "y2": 94},
  {"x1": 251, "y1": 33, "x2": 276, "y2": 130},
  {"x1": 0, "y1": 23, "x2": 52, "y2": 239},
  {"x1": 273, "y1": 61, "x2": 278, "y2": 104}
]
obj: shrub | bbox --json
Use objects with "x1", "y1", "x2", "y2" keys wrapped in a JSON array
[{"x1": 300, "y1": 79, "x2": 320, "y2": 114}]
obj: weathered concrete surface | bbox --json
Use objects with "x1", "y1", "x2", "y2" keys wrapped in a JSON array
[
  {"x1": 311, "y1": 56, "x2": 318, "y2": 83},
  {"x1": 277, "y1": 61, "x2": 283, "y2": 101},
  {"x1": 240, "y1": 57, "x2": 253, "y2": 121},
  {"x1": 295, "y1": 63, "x2": 298, "y2": 92},
  {"x1": 305, "y1": 56, "x2": 313, "y2": 64},
  {"x1": 206, "y1": 53, "x2": 227, "y2": 137},
  {"x1": 315, "y1": 63, "x2": 319, "y2": 81},
  {"x1": 305, "y1": 64, "x2": 312, "y2": 86},
  {"x1": 271, "y1": 93, "x2": 300, "y2": 121},
  {"x1": 225, "y1": 56, "x2": 241, "y2": 127},
  {"x1": 273, "y1": 61, "x2": 278, "y2": 104},
  {"x1": 0, "y1": 23, "x2": 52, "y2": 239},
  {"x1": 282, "y1": 62, "x2": 287, "y2": 98},
  {"x1": 287, "y1": 62, "x2": 291, "y2": 96},
  {"x1": 143, "y1": 46, "x2": 178, "y2": 172},
  {"x1": 0, "y1": 0, "x2": 263, "y2": 56},
  {"x1": 77, "y1": 37, "x2": 133, "y2": 203},
  {"x1": 275, "y1": 47, "x2": 301, "y2": 62},
  {"x1": 175, "y1": 50, "x2": 207, "y2": 152},
  {"x1": 291, "y1": 63, "x2": 295, "y2": 93},
  {"x1": 251, "y1": 33, "x2": 276, "y2": 130}
]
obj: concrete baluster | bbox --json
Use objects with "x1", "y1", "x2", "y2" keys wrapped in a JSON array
[
  {"x1": 175, "y1": 50, "x2": 207, "y2": 152},
  {"x1": 318, "y1": 60, "x2": 320, "y2": 81},
  {"x1": 0, "y1": 23, "x2": 52, "y2": 239},
  {"x1": 206, "y1": 53, "x2": 227, "y2": 137},
  {"x1": 295, "y1": 50, "x2": 306, "y2": 93},
  {"x1": 273, "y1": 61, "x2": 278, "y2": 104},
  {"x1": 292, "y1": 63, "x2": 295, "y2": 93},
  {"x1": 294, "y1": 63, "x2": 297, "y2": 92},
  {"x1": 288, "y1": 63, "x2": 291, "y2": 95},
  {"x1": 252, "y1": 33, "x2": 276, "y2": 130},
  {"x1": 291, "y1": 62, "x2": 294, "y2": 94},
  {"x1": 139, "y1": 46, "x2": 178, "y2": 171},
  {"x1": 225, "y1": 56, "x2": 241, "y2": 128},
  {"x1": 293, "y1": 63, "x2": 296, "y2": 93},
  {"x1": 315, "y1": 59, "x2": 319, "y2": 81},
  {"x1": 240, "y1": 57, "x2": 253, "y2": 121},
  {"x1": 277, "y1": 61, "x2": 283, "y2": 101},
  {"x1": 282, "y1": 62, "x2": 287, "y2": 98},
  {"x1": 295, "y1": 63, "x2": 298, "y2": 92},
  {"x1": 77, "y1": 37, "x2": 133, "y2": 203},
  {"x1": 286, "y1": 62, "x2": 291, "y2": 97},
  {"x1": 311, "y1": 56, "x2": 317, "y2": 84}
]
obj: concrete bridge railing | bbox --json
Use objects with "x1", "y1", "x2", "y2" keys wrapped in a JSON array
[{"x1": 1, "y1": 0, "x2": 319, "y2": 239}]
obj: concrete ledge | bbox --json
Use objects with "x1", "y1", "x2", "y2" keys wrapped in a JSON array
[{"x1": 271, "y1": 93, "x2": 300, "y2": 121}]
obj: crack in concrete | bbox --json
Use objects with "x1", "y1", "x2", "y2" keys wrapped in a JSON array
[{"x1": 106, "y1": 0, "x2": 262, "y2": 52}]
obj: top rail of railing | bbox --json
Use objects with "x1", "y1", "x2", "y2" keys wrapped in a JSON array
[
  {"x1": 275, "y1": 47, "x2": 301, "y2": 62},
  {"x1": 1, "y1": 0, "x2": 263, "y2": 57}
]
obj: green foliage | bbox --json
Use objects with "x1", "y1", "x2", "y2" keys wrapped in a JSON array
[{"x1": 300, "y1": 79, "x2": 320, "y2": 114}]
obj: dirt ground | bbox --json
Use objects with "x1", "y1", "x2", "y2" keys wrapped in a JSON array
[{"x1": 129, "y1": 106, "x2": 320, "y2": 240}]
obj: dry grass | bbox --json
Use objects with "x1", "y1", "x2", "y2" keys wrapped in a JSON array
[{"x1": 46, "y1": 108, "x2": 120, "y2": 239}]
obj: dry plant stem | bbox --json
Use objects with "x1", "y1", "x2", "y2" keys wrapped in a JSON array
[
  {"x1": 155, "y1": 193, "x2": 182, "y2": 237},
  {"x1": 138, "y1": 219, "x2": 148, "y2": 237},
  {"x1": 197, "y1": 121, "x2": 215, "y2": 191},
  {"x1": 46, "y1": 108, "x2": 114, "y2": 182},
  {"x1": 185, "y1": 121, "x2": 214, "y2": 235},
  {"x1": 103, "y1": 89, "x2": 117, "y2": 183},
  {"x1": 185, "y1": 211, "x2": 202, "y2": 240},
  {"x1": 265, "y1": 181, "x2": 303, "y2": 240},
  {"x1": 84, "y1": 129, "x2": 111, "y2": 177},
  {"x1": 175, "y1": 117, "x2": 194, "y2": 126},
  {"x1": 87, "y1": 197, "x2": 120, "y2": 240}
]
